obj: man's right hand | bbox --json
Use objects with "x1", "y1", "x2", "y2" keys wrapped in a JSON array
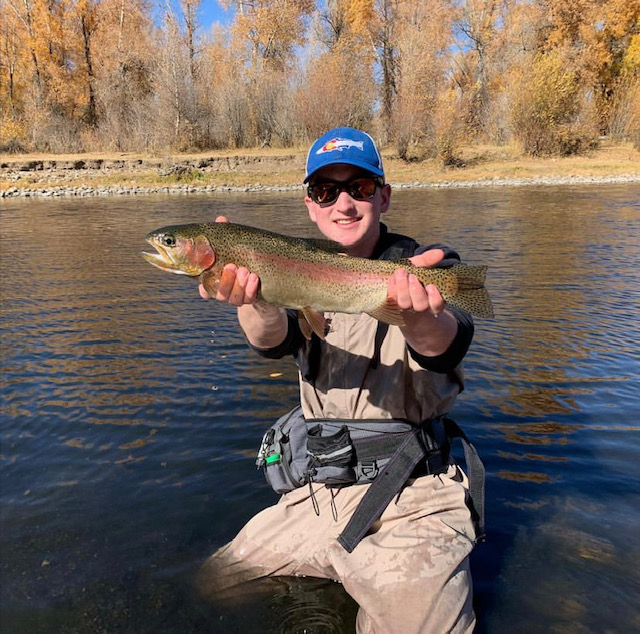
[
  {"x1": 199, "y1": 264, "x2": 260, "y2": 306},
  {"x1": 198, "y1": 215, "x2": 287, "y2": 349},
  {"x1": 197, "y1": 215, "x2": 261, "y2": 306}
]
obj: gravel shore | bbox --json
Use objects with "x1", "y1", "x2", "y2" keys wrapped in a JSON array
[
  {"x1": 0, "y1": 174, "x2": 640, "y2": 198},
  {"x1": 1, "y1": 173, "x2": 639, "y2": 198},
  {"x1": 1, "y1": 151, "x2": 639, "y2": 198}
]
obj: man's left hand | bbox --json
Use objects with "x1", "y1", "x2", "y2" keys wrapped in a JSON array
[{"x1": 387, "y1": 249, "x2": 446, "y2": 316}]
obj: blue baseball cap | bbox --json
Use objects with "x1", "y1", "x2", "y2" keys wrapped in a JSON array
[{"x1": 304, "y1": 127, "x2": 385, "y2": 183}]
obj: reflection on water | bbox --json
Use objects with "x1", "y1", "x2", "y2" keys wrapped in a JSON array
[
  {"x1": 486, "y1": 495, "x2": 640, "y2": 634},
  {"x1": 1, "y1": 185, "x2": 639, "y2": 632}
]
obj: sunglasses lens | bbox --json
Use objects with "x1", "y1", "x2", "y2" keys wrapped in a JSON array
[
  {"x1": 349, "y1": 178, "x2": 377, "y2": 200},
  {"x1": 308, "y1": 177, "x2": 381, "y2": 204},
  {"x1": 309, "y1": 183, "x2": 339, "y2": 204}
]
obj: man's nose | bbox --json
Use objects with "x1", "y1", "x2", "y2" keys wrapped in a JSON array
[{"x1": 334, "y1": 190, "x2": 357, "y2": 212}]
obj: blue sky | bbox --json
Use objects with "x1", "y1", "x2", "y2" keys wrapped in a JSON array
[
  {"x1": 155, "y1": 1, "x2": 236, "y2": 30},
  {"x1": 198, "y1": 1, "x2": 235, "y2": 29}
]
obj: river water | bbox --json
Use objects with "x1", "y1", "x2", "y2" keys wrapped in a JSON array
[{"x1": 1, "y1": 184, "x2": 639, "y2": 633}]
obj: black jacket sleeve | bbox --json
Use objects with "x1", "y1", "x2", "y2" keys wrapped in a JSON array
[{"x1": 247, "y1": 309, "x2": 306, "y2": 359}]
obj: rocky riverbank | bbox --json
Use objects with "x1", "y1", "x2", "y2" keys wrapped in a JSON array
[
  {"x1": 2, "y1": 146, "x2": 639, "y2": 198},
  {"x1": 1, "y1": 173, "x2": 639, "y2": 199}
]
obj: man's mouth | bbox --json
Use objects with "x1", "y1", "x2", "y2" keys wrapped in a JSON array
[{"x1": 335, "y1": 217, "x2": 360, "y2": 225}]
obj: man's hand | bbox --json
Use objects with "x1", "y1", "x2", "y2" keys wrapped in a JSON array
[
  {"x1": 197, "y1": 216, "x2": 286, "y2": 349},
  {"x1": 199, "y1": 264, "x2": 261, "y2": 306},
  {"x1": 197, "y1": 215, "x2": 261, "y2": 306},
  {"x1": 387, "y1": 249, "x2": 446, "y2": 317},
  {"x1": 386, "y1": 248, "x2": 458, "y2": 357}
]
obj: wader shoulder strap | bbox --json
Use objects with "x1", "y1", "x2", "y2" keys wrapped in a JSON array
[{"x1": 444, "y1": 417, "x2": 486, "y2": 542}]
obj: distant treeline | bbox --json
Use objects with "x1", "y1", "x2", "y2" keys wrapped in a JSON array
[{"x1": 1, "y1": 0, "x2": 639, "y2": 159}]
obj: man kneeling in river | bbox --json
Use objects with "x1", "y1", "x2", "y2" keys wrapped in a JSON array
[{"x1": 197, "y1": 127, "x2": 484, "y2": 633}]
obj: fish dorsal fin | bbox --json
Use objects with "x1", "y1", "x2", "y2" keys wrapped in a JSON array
[
  {"x1": 299, "y1": 307, "x2": 327, "y2": 340},
  {"x1": 366, "y1": 297, "x2": 406, "y2": 327}
]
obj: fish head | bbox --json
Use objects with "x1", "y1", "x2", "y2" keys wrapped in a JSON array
[{"x1": 142, "y1": 225, "x2": 216, "y2": 276}]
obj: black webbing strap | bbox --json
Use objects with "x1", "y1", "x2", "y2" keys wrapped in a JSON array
[
  {"x1": 443, "y1": 418, "x2": 486, "y2": 541},
  {"x1": 337, "y1": 419, "x2": 486, "y2": 553},
  {"x1": 337, "y1": 430, "x2": 426, "y2": 553}
]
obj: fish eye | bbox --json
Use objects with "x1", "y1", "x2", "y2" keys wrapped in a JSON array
[{"x1": 161, "y1": 234, "x2": 176, "y2": 247}]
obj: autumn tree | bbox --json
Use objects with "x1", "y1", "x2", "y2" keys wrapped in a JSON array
[
  {"x1": 510, "y1": 49, "x2": 598, "y2": 155},
  {"x1": 298, "y1": 0, "x2": 377, "y2": 139},
  {"x1": 1, "y1": 0, "x2": 23, "y2": 147},
  {"x1": 1, "y1": 0, "x2": 70, "y2": 149},
  {"x1": 217, "y1": 0, "x2": 314, "y2": 145},
  {"x1": 390, "y1": 0, "x2": 456, "y2": 159},
  {"x1": 90, "y1": 0, "x2": 154, "y2": 151},
  {"x1": 452, "y1": 0, "x2": 504, "y2": 141},
  {"x1": 295, "y1": 47, "x2": 375, "y2": 138},
  {"x1": 609, "y1": 26, "x2": 640, "y2": 147},
  {"x1": 538, "y1": 0, "x2": 640, "y2": 135}
]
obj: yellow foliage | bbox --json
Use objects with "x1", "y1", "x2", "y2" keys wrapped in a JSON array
[
  {"x1": 622, "y1": 32, "x2": 640, "y2": 75},
  {"x1": 343, "y1": 0, "x2": 375, "y2": 36},
  {"x1": 510, "y1": 50, "x2": 599, "y2": 155},
  {"x1": 0, "y1": 118, "x2": 27, "y2": 144},
  {"x1": 231, "y1": 0, "x2": 314, "y2": 70},
  {"x1": 2, "y1": 0, "x2": 637, "y2": 152}
]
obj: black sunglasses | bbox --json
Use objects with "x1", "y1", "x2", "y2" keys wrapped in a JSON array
[{"x1": 307, "y1": 176, "x2": 384, "y2": 205}]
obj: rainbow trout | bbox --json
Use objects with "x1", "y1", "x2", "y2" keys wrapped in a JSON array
[{"x1": 142, "y1": 222, "x2": 493, "y2": 338}]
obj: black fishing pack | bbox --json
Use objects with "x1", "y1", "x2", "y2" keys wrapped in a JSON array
[{"x1": 255, "y1": 406, "x2": 486, "y2": 552}]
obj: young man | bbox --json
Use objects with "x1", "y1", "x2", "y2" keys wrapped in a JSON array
[{"x1": 198, "y1": 127, "x2": 480, "y2": 633}]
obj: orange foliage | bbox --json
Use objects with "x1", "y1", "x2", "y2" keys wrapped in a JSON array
[{"x1": 1, "y1": 0, "x2": 638, "y2": 154}]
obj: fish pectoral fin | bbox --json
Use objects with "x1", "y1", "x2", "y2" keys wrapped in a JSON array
[
  {"x1": 367, "y1": 298, "x2": 406, "y2": 327},
  {"x1": 297, "y1": 312, "x2": 313, "y2": 340},
  {"x1": 200, "y1": 271, "x2": 221, "y2": 298},
  {"x1": 299, "y1": 308, "x2": 327, "y2": 341}
]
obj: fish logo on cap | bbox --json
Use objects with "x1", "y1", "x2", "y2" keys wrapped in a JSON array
[{"x1": 316, "y1": 138, "x2": 365, "y2": 154}]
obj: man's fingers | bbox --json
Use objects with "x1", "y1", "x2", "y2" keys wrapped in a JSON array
[
  {"x1": 390, "y1": 269, "x2": 444, "y2": 315},
  {"x1": 215, "y1": 215, "x2": 229, "y2": 223},
  {"x1": 245, "y1": 273, "x2": 260, "y2": 302},
  {"x1": 408, "y1": 274, "x2": 431, "y2": 312},
  {"x1": 393, "y1": 269, "x2": 412, "y2": 309},
  {"x1": 228, "y1": 268, "x2": 249, "y2": 305},
  {"x1": 425, "y1": 284, "x2": 445, "y2": 316},
  {"x1": 408, "y1": 249, "x2": 445, "y2": 268},
  {"x1": 216, "y1": 264, "x2": 237, "y2": 300}
]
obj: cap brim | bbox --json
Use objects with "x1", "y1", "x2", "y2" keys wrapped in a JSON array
[{"x1": 304, "y1": 159, "x2": 385, "y2": 183}]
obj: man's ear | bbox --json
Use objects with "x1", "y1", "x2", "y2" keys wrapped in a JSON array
[
  {"x1": 305, "y1": 196, "x2": 318, "y2": 223},
  {"x1": 380, "y1": 183, "x2": 391, "y2": 213}
]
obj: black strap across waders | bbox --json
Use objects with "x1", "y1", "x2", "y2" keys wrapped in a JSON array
[
  {"x1": 443, "y1": 417, "x2": 486, "y2": 543},
  {"x1": 337, "y1": 418, "x2": 486, "y2": 553}
]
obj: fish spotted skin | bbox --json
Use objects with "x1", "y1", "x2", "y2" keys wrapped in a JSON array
[{"x1": 143, "y1": 222, "x2": 494, "y2": 323}]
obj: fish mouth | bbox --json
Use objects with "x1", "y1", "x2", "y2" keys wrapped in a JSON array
[{"x1": 142, "y1": 241, "x2": 182, "y2": 273}]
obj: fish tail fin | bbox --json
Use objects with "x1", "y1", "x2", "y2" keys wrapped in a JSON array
[
  {"x1": 451, "y1": 263, "x2": 488, "y2": 290},
  {"x1": 447, "y1": 287, "x2": 495, "y2": 318},
  {"x1": 445, "y1": 264, "x2": 494, "y2": 318}
]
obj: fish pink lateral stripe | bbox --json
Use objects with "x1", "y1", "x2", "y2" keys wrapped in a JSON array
[{"x1": 247, "y1": 249, "x2": 387, "y2": 286}]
